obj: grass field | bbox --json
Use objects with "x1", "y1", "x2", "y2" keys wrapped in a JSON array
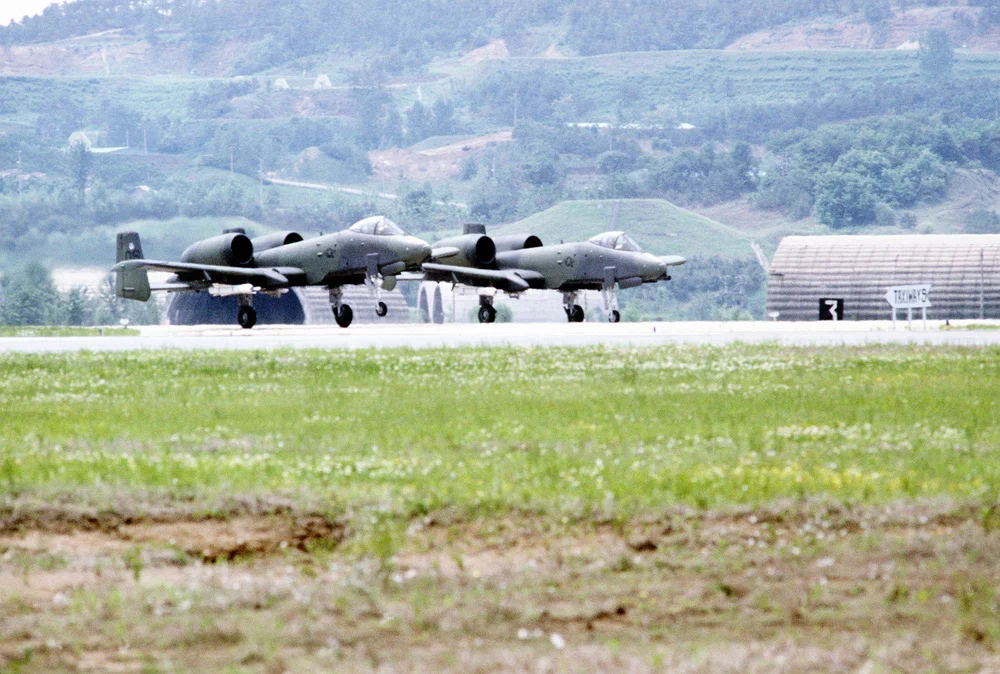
[
  {"x1": 493, "y1": 199, "x2": 753, "y2": 258},
  {"x1": 3, "y1": 344, "x2": 1000, "y2": 671},
  {"x1": 0, "y1": 327, "x2": 137, "y2": 337}
]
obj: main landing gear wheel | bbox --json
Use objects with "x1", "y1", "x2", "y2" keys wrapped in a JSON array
[
  {"x1": 478, "y1": 305, "x2": 497, "y2": 323},
  {"x1": 334, "y1": 304, "x2": 354, "y2": 328},
  {"x1": 566, "y1": 304, "x2": 585, "y2": 323},
  {"x1": 237, "y1": 306, "x2": 257, "y2": 329},
  {"x1": 375, "y1": 301, "x2": 388, "y2": 318},
  {"x1": 609, "y1": 309, "x2": 621, "y2": 323}
]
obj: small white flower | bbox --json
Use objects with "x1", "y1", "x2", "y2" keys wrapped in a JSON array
[{"x1": 550, "y1": 633, "x2": 566, "y2": 649}]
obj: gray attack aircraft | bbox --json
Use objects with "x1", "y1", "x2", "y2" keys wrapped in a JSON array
[
  {"x1": 114, "y1": 216, "x2": 431, "y2": 328},
  {"x1": 421, "y1": 225, "x2": 686, "y2": 322}
]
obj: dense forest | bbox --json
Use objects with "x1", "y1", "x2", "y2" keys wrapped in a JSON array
[{"x1": 7, "y1": 0, "x2": 1000, "y2": 58}]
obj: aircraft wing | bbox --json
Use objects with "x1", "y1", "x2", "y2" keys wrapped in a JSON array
[
  {"x1": 422, "y1": 263, "x2": 545, "y2": 293},
  {"x1": 114, "y1": 259, "x2": 301, "y2": 289}
]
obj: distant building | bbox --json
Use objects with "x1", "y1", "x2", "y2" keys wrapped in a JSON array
[
  {"x1": 766, "y1": 235, "x2": 1000, "y2": 320},
  {"x1": 313, "y1": 74, "x2": 332, "y2": 89},
  {"x1": 274, "y1": 78, "x2": 290, "y2": 90}
]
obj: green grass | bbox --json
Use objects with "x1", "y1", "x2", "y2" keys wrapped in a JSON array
[
  {"x1": 0, "y1": 326, "x2": 138, "y2": 337},
  {"x1": 2, "y1": 345, "x2": 999, "y2": 518},
  {"x1": 491, "y1": 199, "x2": 752, "y2": 257}
]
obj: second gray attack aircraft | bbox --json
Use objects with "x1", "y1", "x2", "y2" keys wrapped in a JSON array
[
  {"x1": 422, "y1": 225, "x2": 686, "y2": 322},
  {"x1": 114, "y1": 216, "x2": 430, "y2": 328}
]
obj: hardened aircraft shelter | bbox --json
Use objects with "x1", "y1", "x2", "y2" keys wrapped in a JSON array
[{"x1": 766, "y1": 234, "x2": 1000, "y2": 321}]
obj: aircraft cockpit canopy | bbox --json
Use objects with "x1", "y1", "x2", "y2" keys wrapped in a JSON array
[
  {"x1": 349, "y1": 216, "x2": 406, "y2": 236},
  {"x1": 588, "y1": 231, "x2": 643, "y2": 253}
]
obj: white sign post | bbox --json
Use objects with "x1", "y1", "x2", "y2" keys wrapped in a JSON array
[{"x1": 885, "y1": 284, "x2": 932, "y2": 330}]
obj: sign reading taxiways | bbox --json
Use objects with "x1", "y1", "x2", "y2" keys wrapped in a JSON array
[{"x1": 885, "y1": 284, "x2": 932, "y2": 309}]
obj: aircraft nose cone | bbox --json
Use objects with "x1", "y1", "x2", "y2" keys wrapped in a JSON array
[
  {"x1": 404, "y1": 237, "x2": 432, "y2": 267},
  {"x1": 414, "y1": 240, "x2": 432, "y2": 263}
]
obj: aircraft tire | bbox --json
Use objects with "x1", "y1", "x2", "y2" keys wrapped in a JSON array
[
  {"x1": 609, "y1": 309, "x2": 621, "y2": 323},
  {"x1": 376, "y1": 301, "x2": 388, "y2": 317},
  {"x1": 570, "y1": 305, "x2": 585, "y2": 323},
  {"x1": 478, "y1": 305, "x2": 496, "y2": 323},
  {"x1": 237, "y1": 306, "x2": 257, "y2": 329},
  {"x1": 334, "y1": 304, "x2": 354, "y2": 328}
]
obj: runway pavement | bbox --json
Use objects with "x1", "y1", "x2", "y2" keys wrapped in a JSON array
[{"x1": 3, "y1": 320, "x2": 1000, "y2": 353}]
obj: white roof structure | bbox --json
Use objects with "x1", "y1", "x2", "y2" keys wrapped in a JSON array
[{"x1": 767, "y1": 235, "x2": 1000, "y2": 320}]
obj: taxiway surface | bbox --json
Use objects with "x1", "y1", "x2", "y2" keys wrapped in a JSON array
[{"x1": 2, "y1": 321, "x2": 1000, "y2": 353}]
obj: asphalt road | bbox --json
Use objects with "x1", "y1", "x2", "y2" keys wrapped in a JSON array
[{"x1": 2, "y1": 321, "x2": 1000, "y2": 353}]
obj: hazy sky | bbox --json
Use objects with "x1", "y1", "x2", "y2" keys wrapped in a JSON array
[{"x1": 2, "y1": 0, "x2": 68, "y2": 27}]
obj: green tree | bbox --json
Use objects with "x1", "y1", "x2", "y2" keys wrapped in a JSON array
[
  {"x1": 920, "y1": 29, "x2": 954, "y2": 82},
  {"x1": 432, "y1": 99, "x2": 456, "y2": 135},
  {"x1": 815, "y1": 168, "x2": 878, "y2": 228},
  {"x1": 64, "y1": 287, "x2": 91, "y2": 326},
  {"x1": 405, "y1": 101, "x2": 434, "y2": 146},
  {"x1": 0, "y1": 262, "x2": 62, "y2": 326},
  {"x1": 69, "y1": 141, "x2": 93, "y2": 203},
  {"x1": 864, "y1": 0, "x2": 892, "y2": 24}
]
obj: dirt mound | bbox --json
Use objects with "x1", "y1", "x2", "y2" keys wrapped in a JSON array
[
  {"x1": 0, "y1": 505, "x2": 344, "y2": 561},
  {"x1": 369, "y1": 131, "x2": 513, "y2": 181},
  {"x1": 944, "y1": 168, "x2": 1000, "y2": 211},
  {"x1": 727, "y1": 6, "x2": 999, "y2": 51},
  {"x1": 119, "y1": 516, "x2": 341, "y2": 561},
  {"x1": 460, "y1": 39, "x2": 509, "y2": 65}
]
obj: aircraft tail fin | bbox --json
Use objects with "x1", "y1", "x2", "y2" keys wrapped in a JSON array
[
  {"x1": 115, "y1": 232, "x2": 151, "y2": 301},
  {"x1": 116, "y1": 231, "x2": 144, "y2": 263}
]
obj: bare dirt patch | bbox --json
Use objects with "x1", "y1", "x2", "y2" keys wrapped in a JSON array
[
  {"x1": 369, "y1": 131, "x2": 513, "y2": 181},
  {"x1": 460, "y1": 39, "x2": 510, "y2": 66},
  {"x1": 727, "y1": 6, "x2": 1000, "y2": 51},
  {"x1": 0, "y1": 504, "x2": 345, "y2": 561},
  {"x1": 3, "y1": 502, "x2": 1000, "y2": 672},
  {"x1": 118, "y1": 515, "x2": 342, "y2": 561}
]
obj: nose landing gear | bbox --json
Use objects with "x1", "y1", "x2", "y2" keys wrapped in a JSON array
[
  {"x1": 477, "y1": 294, "x2": 497, "y2": 323},
  {"x1": 562, "y1": 291, "x2": 585, "y2": 322},
  {"x1": 329, "y1": 286, "x2": 354, "y2": 328},
  {"x1": 237, "y1": 295, "x2": 256, "y2": 329}
]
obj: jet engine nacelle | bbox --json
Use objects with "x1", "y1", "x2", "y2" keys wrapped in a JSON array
[
  {"x1": 431, "y1": 233, "x2": 497, "y2": 268},
  {"x1": 180, "y1": 232, "x2": 254, "y2": 267},
  {"x1": 492, "y1": 234, "x2": 543, "y2": 253},
  {"x1": 250, "y1": 231, "x2": 303, "y2": 254}
]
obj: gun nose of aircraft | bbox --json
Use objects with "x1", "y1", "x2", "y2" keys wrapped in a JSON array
[{"x1": 642, "y1": 253, "x2": 668, "y2": 280}]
